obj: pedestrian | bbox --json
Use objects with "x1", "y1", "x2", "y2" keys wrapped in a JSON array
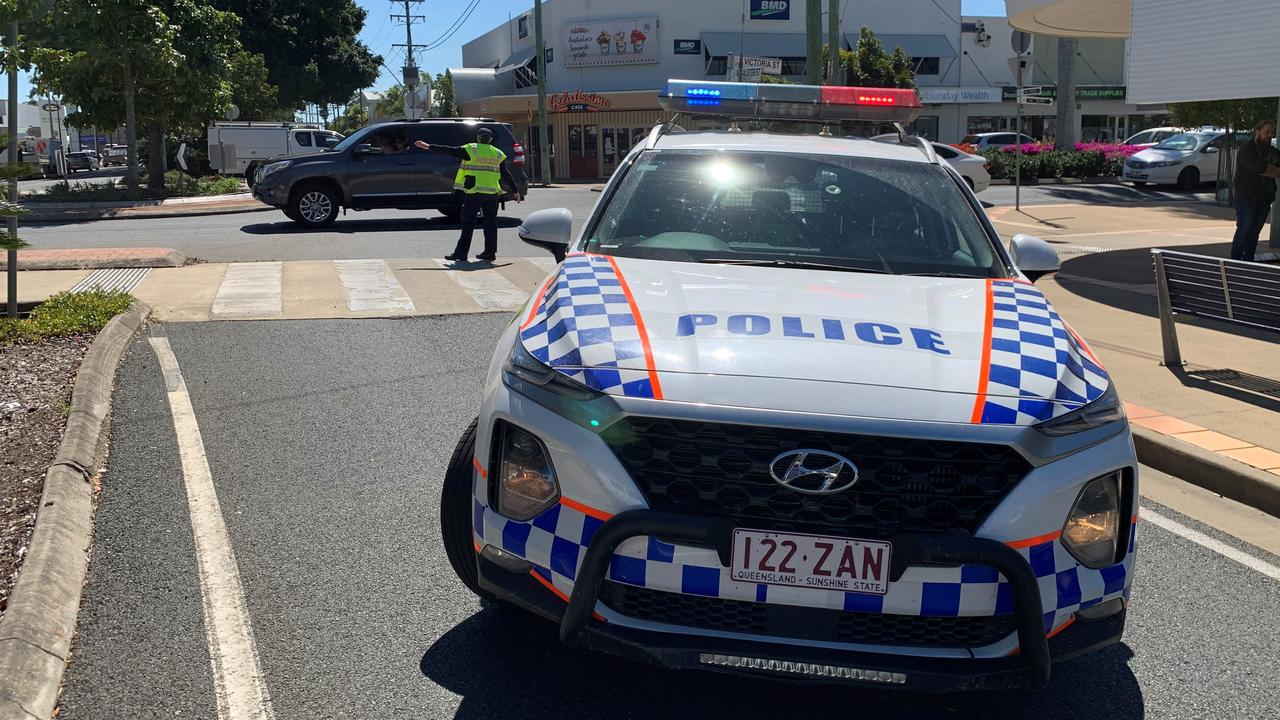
[
  {"x1": 415, "y1": 127, "x2": 522, "y2": 262},
  {"x1": 1230, "y1": 118, "x2": 1280, "y2": 262}
]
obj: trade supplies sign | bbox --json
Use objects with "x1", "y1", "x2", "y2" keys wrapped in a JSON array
[
  {"x1": 564, "y1": 17, "x2": 658, "y2": 68},
  {"x1": 751, "y1": 0, "x2": 791, "y2": 20}
]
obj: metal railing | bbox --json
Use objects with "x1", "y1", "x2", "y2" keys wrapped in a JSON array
[{"x1": 1152, "y1": 249, "x2": 1280, "y2": 365}]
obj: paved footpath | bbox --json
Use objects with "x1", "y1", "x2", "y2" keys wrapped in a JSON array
[{"x1": 15, "y1": 255, "x2": 561, "y2": 320}]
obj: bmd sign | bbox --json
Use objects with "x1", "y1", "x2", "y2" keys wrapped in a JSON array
[{"x1": 750, "y1": 0, "x2": 791, "y2": 20}]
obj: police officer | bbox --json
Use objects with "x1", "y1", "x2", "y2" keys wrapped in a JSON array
[{"x1": 415, "y1": 127, "x2": 522, "y2": 262}]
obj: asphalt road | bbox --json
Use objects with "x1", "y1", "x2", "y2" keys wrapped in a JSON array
[
  {"x1": 20, "y1": 181, "x2": 1216, "y2": 263},
  {"x1": 21, "y1": 186, "x2": 603, "y2": 262},
  {"x1": 57, "y1": 317, "x2": 1280, "y2": 720}
]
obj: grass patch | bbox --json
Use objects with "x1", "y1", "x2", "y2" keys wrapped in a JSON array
[{"x1": 0, "y1": 289, "x2": 133, "y2": 345}]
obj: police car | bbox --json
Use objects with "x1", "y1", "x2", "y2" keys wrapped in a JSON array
[{"x1": 439, "y1": 80, "x2": 1136, "y2": 691}]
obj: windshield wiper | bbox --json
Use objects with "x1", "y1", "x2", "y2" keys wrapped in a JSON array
[
  {"x1": 903, "y1": 271, "x2": 987, "y2": 278},
  {"x1": 698, "y1": 258, "x2": 890, "y2": 274}
]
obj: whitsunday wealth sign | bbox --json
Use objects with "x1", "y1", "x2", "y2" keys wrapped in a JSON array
[
  {"x1": 564, "y1": 17, "x2": 659, "y2": 68},
  {"x1": 918, "y1": 87, "x2": 1002, "y2": 104}
]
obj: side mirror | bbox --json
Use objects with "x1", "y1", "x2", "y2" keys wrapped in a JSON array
[
  {"x1": 353, "y1": 144, "x2": 380, "y2": 157},
  {"x1": 1008, "y1": 233, "x2": 1061, "y2": 282},
  {"x1": 1202, "y1": 145, "x2": 1220, "y2": 154},
  {"x1": 518, "y1": 208, "x2": 573, "y2": 262}
]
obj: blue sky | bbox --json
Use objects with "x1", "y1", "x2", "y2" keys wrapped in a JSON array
[{"x1": 19, "y1": 1, "x2": 1010, "y2": 103}]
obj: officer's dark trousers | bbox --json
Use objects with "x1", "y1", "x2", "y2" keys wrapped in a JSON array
[{"x1": 454, "y1": 192, "x2": 500, "y2": 258}]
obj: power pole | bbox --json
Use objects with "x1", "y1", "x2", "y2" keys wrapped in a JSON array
[
  {"x1": 1054, "y1": 37, "x2": 1078, "y2": 150},
  {"x1": 6, "y1": 22, "x2": 18, "y2": 318},
  {"x1": 535, "y1": 0, "x2": 551, "y2": 185},
  {"x1": 805, "y1": 0, "x2": 822, "y2": 85},
  {"x1": 392, "y1": 0, "x2": 424, "y2": 119},
  {"x1": 826, "y1": 0, "x2": 839, "y2": 84}
]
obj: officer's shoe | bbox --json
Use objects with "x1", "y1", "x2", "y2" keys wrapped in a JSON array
[
  {"x1": 476, "y1": 252, "x2": 497, "y2": 262},
  {"x1": 444, "y1": 253, "x2": 466, "y2": 261}
]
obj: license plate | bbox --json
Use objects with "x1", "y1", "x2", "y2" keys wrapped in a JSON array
[
  {"x1": 1127, "y1": 172, "x2": 1147, "y2": 179},
  {"x1": 730, "y1": 528, "x2": 891, "y2": 595}
]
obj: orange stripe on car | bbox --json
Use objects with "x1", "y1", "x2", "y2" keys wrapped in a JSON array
[
  {"x1": 1062, "y1": 318, "x2": 1104, "y2": 368},
  {"x1": 969, "y1": 279, "x2": 996, "y2": 424},
  {"x1": 1005, "y1": 529, "x2": 1062, "y2": 548},
  {"x1": 472, "y1": 456, "x2": 488, "y2": 478},
  {"x1": 520, "y1": 274, "x2": 556, "y2": 331},
  {"x1": 601, "y1": 254, "x2": 665, "y2": 400},
  {"x1": 530, "y1": 570, "x2": 606, "y2": 622},
  {"x1": 1007, "y1": 616, "x2": 1077, "y2": 656},
  {"x1": 560, "y1": 496, "x2": 614, "y2": 522}
]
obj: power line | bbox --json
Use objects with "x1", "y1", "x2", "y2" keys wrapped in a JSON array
[{"x1": 421, "y1": 0, "x2": 481, "y2": 51}]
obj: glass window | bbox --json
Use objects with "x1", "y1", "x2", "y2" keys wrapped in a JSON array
[
  {"x1": 933, "y1": 144, "x2": 959, "y2": 159},
  {"x1": 909, "y1": 116, "x2": 939, "y2": 141},
  {"x1": 914, "y1": 57, "x2": 940, "y2": 75},
  {"x1": 569, "y1": 126, "x2": 582, "y2": 156},
  {"x1": 1126, "y1": 131, "x2": 1153, "y2": 145},
  {"x1": 586, "y1": 150, "x2": 1001, "y2": 278},
  {"x1": 1154, "y1": 133, "x2": 1210, "y2": 151},
  {"x1": 518, "y1": 16, "x2": 528, "y2": 39},
  {"x1": 294, "y1": 131, "x2": 312, "y2": 147}
]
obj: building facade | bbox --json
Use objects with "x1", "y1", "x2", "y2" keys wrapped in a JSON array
[{"x1": 451, "y1": 0, "x2": 1168, "y2": 180}]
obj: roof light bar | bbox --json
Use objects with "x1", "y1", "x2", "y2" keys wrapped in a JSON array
[{"x1": 659, "y1": 79, "x2": 921, "y2": 123}]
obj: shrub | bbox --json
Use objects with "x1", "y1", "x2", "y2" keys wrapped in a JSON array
[
  {"x1": 977, "y1": 145, "x2": 1140, "y2": 180},
  {"x1": 0, "y1": 289, "x2": 133, "y2": 344}
]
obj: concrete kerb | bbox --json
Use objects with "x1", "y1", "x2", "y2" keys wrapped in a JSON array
[
  {"x1": 0, "y1": 300, "x2": 151, "y2": 720},
  {"x1": 1133, "y1": 426, "x2": 1280, "y2": 519},
  {"x1": 24, "y1": 203, "x2": 273, "y2": 224}
]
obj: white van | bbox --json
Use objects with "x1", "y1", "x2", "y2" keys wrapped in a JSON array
[{"x1": 207, "y1": 122, "x2": 344, "y2": 185}]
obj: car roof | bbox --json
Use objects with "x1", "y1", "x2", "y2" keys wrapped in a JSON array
[{"x1": 651, "y1": 130, "x2": 933, "y2": 164}]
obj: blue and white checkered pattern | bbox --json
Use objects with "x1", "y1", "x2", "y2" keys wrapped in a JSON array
[
  {"x1": 979, "y1": 280, "x2": 1109, "y2": 425},
  {"x1": 518, "y1": 254, "x2": 657, "y2": 399},
  {"x1": 473, "y1": 490, "x2": 1137, "y2": 658}
]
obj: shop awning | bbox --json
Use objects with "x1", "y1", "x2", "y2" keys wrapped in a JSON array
[
  {"x1": 495, "y1": 46, "x2": 536, "y2": 74},
  {"x1": 700, "y1": 32, "x2": 810, "y2": 59},
  {"x1": 448, "y1": 67, "x2": 508, "y2": 105},
  {"x1": 847, "y1": 33, "x2": 956, "y2": 59}
]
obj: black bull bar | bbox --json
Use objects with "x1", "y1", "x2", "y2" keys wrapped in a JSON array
[{"x1": 556, "y1": 509, "x2": 1052, "y2": 688}]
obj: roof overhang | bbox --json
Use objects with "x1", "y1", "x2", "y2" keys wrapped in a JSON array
[{"x1": 1006, "y1": 0, "x2": 1131, "y2": 38}]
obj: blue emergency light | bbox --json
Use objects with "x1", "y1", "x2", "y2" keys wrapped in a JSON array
[{"x1": 658, "y1": 79, "x2": 921, "y2": 123}]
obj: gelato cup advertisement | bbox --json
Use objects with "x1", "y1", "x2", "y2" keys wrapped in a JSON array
[{"x1": 564, "y1": 17, "x2": 657, "y2": 67}]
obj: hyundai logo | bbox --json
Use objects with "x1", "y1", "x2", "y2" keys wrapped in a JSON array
[{"x1": 768, "y1": 450, "x2": 859, "y2": 495}]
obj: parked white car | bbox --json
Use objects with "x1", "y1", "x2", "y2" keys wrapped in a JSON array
[
  {"x1": 960, "y1": 132, "x2": 1037, "y2": 150},
  {"x1": 207, "y1": 122, "x2": 344, "y2": 186},
  {"x1": 1122, "y1": 127, "x2": 1183, "y2": 148},
  {"x1": 1123, "y1": 129, "x2": 1251, "y2": 189},
  {"x1": 873, "y1": 135, "x2": 990, "y2": 192}
]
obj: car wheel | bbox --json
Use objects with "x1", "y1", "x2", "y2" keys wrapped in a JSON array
[
  {"x1": 1176, "y1": 167, "x2": 1199, "y2": 191},
  {"x1": 440, "y1": 417, "x2": 495, "y2": 600},
  {"x1": 244, "y1": 161, "x2": 260, "y2": 190},
  {"x1": 283, "y1": 206, "x2": 302, "y2": 223},
  {"x1": 438, "y1": 206, "x2": 462, "y2": 221},
  {"x1": 288, "y1": 184, "x2": 339, "y2": 228}
]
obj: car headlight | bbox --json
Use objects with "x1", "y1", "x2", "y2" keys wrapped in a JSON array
[
  {"x1": 502, "y1": 339, "x2": 623, "y2": 430},
  {"x1": 1035, "y1": 383, "x2": 1125, "y2": 437},
  {"x1": 494, "y1": 421, "x2": 560, "y2": 520},
  {"x1": 1061, "y1": 472, "x2": 1122, "y2": 568},
  {"x1": 1151, "y1": 159, "x2": 1182, "y2": 167},
  {"x1": 260, "y1": 160, "x2": 291, "y2": 179}
]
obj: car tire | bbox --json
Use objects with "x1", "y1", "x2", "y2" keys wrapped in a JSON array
[
  {"x1": 438, "y1": 206, "x2": 462, "y2": 221},
  {"x1": 283, "y1": 206, "x2": 302, "y2": 223},
  {"x1": 440, "y1": 417, "x2": 495, "y2": 601},
  {"x1": 244, "y1": 161, "x2": 260, "y2": 190},
  {"x1": 1131, "y1": 181, "x2": 1147, "y2": 187},
  {"x1": 1176, "y1": 167, "x2": 1199, "y2": 191},
  {"x1": 288, "y1": 184, "x2": 339, "y2": 228}
]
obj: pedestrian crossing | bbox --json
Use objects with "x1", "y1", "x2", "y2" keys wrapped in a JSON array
[{"x1": 115, "y1": 256, "x2": 561, "y2": 322}]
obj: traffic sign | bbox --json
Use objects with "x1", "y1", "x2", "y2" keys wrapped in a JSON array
[
  {"x1": 176, "y1": 142, "x2": 188, "y2": 171},
  {"x1": 1011, "y1": 30, "x2": 1031, "y2": 55},
  {"x1": 41, "y1": 103, "x2": 58, "y2": 112},
  {"x1": 1008, "y1": 56, "x2": 1031, "y2": 85},
  {"x1": 1018, "y1": 96, "x2": 1054, "y2": 105},
  {"x1": 35, "y1": 139, "x2": 47, "y2": 154},
  {"x1": 1017, "y1": 86, "x2": 1043, "y2": 96}
]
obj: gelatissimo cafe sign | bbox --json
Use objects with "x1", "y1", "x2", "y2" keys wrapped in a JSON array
[{"x1": 549, "y1": 90, "x2": 613, "y2": 113}]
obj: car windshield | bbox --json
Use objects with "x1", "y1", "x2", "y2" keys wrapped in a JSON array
[
  {"x1": 1154, "y1": 133, "x2": 1208, "y2": 151},
  {"x1": 585, "y1": 150, "x2": 1004, "y2": 278},
  {"x1": 329, "y1": 126, "x2": 378, "y2": 153}
]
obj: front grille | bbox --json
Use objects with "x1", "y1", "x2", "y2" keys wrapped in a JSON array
[
  {"x1": 600, "y1": 582, "x2": 1017, "y2": 648},
  {"x1": 1127, "y1": 160, "x2": 1151, "y2": 169},
  {"x1": 601, "y1": 417, "x2": 1030, "y2": 539}
]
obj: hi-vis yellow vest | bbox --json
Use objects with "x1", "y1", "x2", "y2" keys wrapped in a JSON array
[{"x1": 454, "y1": 143, "x2": 506, "y2": 194}]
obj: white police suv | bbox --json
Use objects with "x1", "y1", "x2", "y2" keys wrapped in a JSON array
[{"x1": 439, "y1": 80, "x2": 1137, "y2": 691}]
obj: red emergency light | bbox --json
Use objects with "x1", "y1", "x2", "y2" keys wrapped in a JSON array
[{"x1": 659, "y1": 80, "x2": 922, "y2": 123}]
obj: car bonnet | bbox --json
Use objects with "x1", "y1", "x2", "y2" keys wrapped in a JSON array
[{"x1": 516, "y1": 254, "x2": 1110, "y2": 426}]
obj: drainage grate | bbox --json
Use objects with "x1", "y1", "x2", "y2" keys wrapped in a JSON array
[{"x1": 70, "y1": 267, "x2": 150, "y2": 293}]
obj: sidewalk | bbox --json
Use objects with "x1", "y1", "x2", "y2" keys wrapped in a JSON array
[
  {"x1": 989, "y1": 200, "x2": 1280, "y2": 509},
  {"x1": 23, "y1": 192, "x2": 272, "y2": 221}
]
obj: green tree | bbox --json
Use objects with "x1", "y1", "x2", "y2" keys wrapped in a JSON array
[
  {"x1": 211, "y1": 0, "x2": 380, "y2": 111},
  {"x1": 1170, "y1": 97, "x2": 1279, "y2": 135},
  {"x1": 229, "y1": 50, "x2": 285, "y2": 120},
  {"x1": 840, "y1": 27, "x2": 917, "y2": 89},
  {"x1": 432, "y1": 72, "x2": 456, "y2": 118},
  {"x1": 328, "y1": 96, "x2": 368, "y2": 136},
  {"x1": 376, "y1": 84, "x2": 404, "y2": 120}
]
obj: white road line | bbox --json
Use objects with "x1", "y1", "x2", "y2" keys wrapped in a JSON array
[
  {"x1": 212, "y1": 262, "x2": 283, "y2": 317},
  {"x1": 433, "y1": 258, "x2": 530, "y2": 309},
  {"x1": 149, "y1": 336, "x2": 277, "y2": 720},
  {"x1": 333, "y1": 259, "x2": 415, "y2": 312},
  {"x1": 1140, "y1": 506, "x2": 1280, "y2": 581},
  {"x1": 525, "y1": 256, "x2": 560, "y2": 273}
]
